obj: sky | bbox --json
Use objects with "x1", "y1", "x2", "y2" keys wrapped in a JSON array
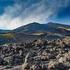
[{"x1": 0, "y1": 0, "x2": 70, "y2": 30}]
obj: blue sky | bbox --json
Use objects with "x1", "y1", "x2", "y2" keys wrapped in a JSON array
[{"x1": 0, "y1": 0, "x2": 70, "y2": 30}]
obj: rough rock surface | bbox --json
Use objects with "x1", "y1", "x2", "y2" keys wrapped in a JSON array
[{"x1": 0, "y1": 37, "x2": 70, "y2": 70}]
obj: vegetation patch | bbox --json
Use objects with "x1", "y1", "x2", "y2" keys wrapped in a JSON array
[{"x1": 0, "y1": 33, "x2": 15, "y2": 39}]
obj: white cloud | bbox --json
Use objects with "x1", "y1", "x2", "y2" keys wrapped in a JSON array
[
  {"x1": 0, "y1": 0, "x2": 53, "y2": 30},
  {"x1": 0, "y1": 0, "x2": 69, "y2": 30},
  {"x1": 0, "y1": 14, "x2": 23, "y2": 30}
]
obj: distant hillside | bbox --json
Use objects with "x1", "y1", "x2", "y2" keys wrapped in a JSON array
[
  {"x1": 0, "y1": 29, "x2": 10, "y2": 34},
  {"x1": 13, "y1": 22, "x2": 56, "y2": 34},
  {"x1": 47, "y1": 22, "x2": 70, "y2": 29},
  {"x1": 0, "y1": 22, "x2": 70, "y2": 44},
  {"x1": 13, "y1": 22, "x2": 70, "y2": 35}
]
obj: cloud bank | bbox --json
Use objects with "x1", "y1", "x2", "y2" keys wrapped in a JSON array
[{"x1": 0, "y1": 0, "x2": 70, "y2": 30}]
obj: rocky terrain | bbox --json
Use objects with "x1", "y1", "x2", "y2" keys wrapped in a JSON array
[
  {"x1": 0, "y1": 36, "x2": 70, "y2": 70},
  {"x1": 0, "y1": 22, "x2": 70, "y2": 70}
]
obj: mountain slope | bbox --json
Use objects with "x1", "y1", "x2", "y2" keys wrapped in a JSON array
[
  {"x1": 13, "y1": 22, "x2": 56, "y2": 34},
  {"x1": 12, "y1": 22, "x2": 70, "y2": 43},
  {"x1": 0, "y1": 22, "x2": 70, "y2": 44},
  {"x1": 13, "y1": 22, "x2": 70, "y2": 35},
  {"x1": 47, "y1": 22, "x2": 70, "y2": 29}
]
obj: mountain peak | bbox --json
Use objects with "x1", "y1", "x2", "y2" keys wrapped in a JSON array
[{"x1": 29, "y1": 22, "x2": 40, "y2": 25}]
